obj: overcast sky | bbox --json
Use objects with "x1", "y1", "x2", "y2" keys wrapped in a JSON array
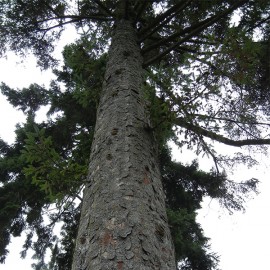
[{"x1": 0, "y1": 47, "x2": 270, "y2": 270}]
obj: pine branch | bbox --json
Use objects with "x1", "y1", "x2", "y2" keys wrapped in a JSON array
[
  {"x1": 187, "y1": 38, "x2": 218, "y2": 46},
  {"x1": 38, "y1": 14, "x2": 113, "y2": 32},
  {"x1": 37, "y1": 14, "x2": 112, "y2": 24},
  {"x1": 175, "y1": 46, "x2": 221, "y2": 56},
  {"x1": 244, "y1": 15, "x2": 270, "y2": 33},
  {"x1": 38, "y1": 19, "x2": 81, "y2": 32},
  {"x1": 143, "y1": 0, "x2": 248, "y2": 67},
  {"x1": 93, "y1": 0, "x2": 115, "y2": 18},
  {"x1": 174, "y1": 117, "x2": 270, "y2": 147},
  {"x1": 43, "y1": 2, "x2": 62, "y2": 17},
  {"x1": 134, "y1": 1, "x2": 152, "y2": 24},
  {"x1": 200, "y1": 138, "x2": 220, "y2": 174},
  {"x1": 139, "y1": 0, "x2": 192, "y2": 42},
  {"x1": 141, "y1": 13, "x2": 223, "y2": 55}
]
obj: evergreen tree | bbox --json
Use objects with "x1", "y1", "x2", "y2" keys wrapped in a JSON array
[{"x1": 1, "y1": 1, "x2": 270, "y2": 269}]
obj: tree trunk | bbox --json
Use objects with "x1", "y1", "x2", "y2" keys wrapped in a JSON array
[{"x1": 72, "y1": 20, "x2": 176, "y2": 270}]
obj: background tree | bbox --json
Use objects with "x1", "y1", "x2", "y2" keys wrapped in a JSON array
[{"x1": 1, "y1": 0, "x2": 270, "y2": 269}]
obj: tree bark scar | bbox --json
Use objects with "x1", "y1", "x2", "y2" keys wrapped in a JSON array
[
  {"x1": 106, "y1": 153, "x2": 112, "y2": 160},
  {"x1": 111, "y1": 128, "x2": 118, "y2": 135},
  {"x1": 80, "y1": 236, "x2": 86, "y2": 245},
  {"x1": 117, "y1": 261, "x2": 124, "y2": 270},
  {"x1": 143, "y1": 165, "x2": 151, "y2": 184},
  {"x1": 143, "y1": 172, "x2": 151, "y2": 185},
  {"x1": 100, "y1": 230, "x2": 114, "y2": 246}
]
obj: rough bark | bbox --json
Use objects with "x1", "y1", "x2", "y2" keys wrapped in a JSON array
[{"x1": 71, "y1": 20, "x2": 176, "y2": 270}]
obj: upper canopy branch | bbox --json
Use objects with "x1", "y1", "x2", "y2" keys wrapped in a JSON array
[
  {"x1": 38, "y1": 19, "x2": 81, "y2": 32},
  {"x1": 175, "y1": 46, "x2": 221, "y2": 56},
  {"x1": 36, "y1": 13, "x2": 113, "y2": 24},
  {"x1": 174, "y1": 117, "x2": 270, "y2": 147},
  {"x1": 37, "y1": 14, "x2": 114, "y2": 32},
  {"x1": 139, "y1": 0, "x2": 193, "y2": 42},
  {"x1": 134, "y1": 1, "x2": 152, "y2": 24},
  {"x1": 93, "y1": 0, "x2": 115, "y2": 18},
  {"x1": 141, "y1": 2, "x2": 238, "y2": 55},
  {"x1": 44, "y1": 0, "x2": 114, "y2": 19},
  {"x1": 43, "y1": 1, "x2": 62, "y2": 17},
  {"x1": 142, "y1": 0, "x2": 248, "y2": 67}
]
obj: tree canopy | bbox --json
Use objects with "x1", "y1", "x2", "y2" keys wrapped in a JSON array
[{"x1": 1, "y1": 1, "x2": 270, "y2": 269}]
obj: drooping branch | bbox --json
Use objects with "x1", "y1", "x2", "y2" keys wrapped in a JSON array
[
  {"x1": 199, "y1": 137, "x2": 220, "y2": 174},
  {"x1": 174, "y1": 117, "x2": 270, "y2": 147}
]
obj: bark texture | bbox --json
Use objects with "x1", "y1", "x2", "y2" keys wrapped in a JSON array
[{"x1": 72, "y1": 20, "x2": 176, "y2": 270}]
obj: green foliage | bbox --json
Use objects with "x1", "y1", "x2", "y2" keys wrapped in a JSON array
[
  {"x1": 160, "y1": 145, "x2": 258, "y2": 269},
  {"x1": 143, "y1": 78, "x2": 176, "y2": 148},
  {"x1": 48, "y1": 203, "x2": 80, "y2": 270},
  {"x1": 0, "y1": 148, "x2": 50, "y2": 264},
  {"x1": 167, "y1": 209, "x2": 219, "y2": 270},
  {"x1": 21, "y1": 127, "x2": 87, "y2": 202},
  {"x1": 1, "y1": 1, "x2": 270, "y2": 269},
  {"x1": 54, "y1": 41, "x2": 107, "y2": 107},
  {"x1": 0, "y1": 41, "x2": 100, "y2": 266},
  {"x1": 160, "y1": 146, "x2": 259, "y2": 213},
  {"x1": 0, "y1": 83, "x2": 49, "y2": 116}
]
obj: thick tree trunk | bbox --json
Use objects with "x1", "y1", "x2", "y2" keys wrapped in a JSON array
[{"x1": 72, "y1": 20, "x2": 176, "y2": 270}]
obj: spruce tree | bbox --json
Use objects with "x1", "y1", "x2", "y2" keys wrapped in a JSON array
[{"x1": 1, "y1": 1, "x2": 270, "y2": 269}]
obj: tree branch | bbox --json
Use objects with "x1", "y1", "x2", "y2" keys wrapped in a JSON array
[
  {"x1": 43, "y1": 2, "x2": 62, "y2": 17},
  {"x1": 176, "y1": 46, "x2": 221, "y2": 56},
  {"x1": 244, "y1": 15, "x2": 270, "y2": 33},
  {"x1": 93, "y1": 0, "x2": 115, "y2": 18},
  {"x1": 174, "y1": 117, "x2": 270, "y2": 147},
  {"x1": 141, "y1": 11, "x2": 225, "y2": 55},
  {"x1": 143, "y1": 0, "x2": 248, "y2": 67},
  {"x1": 187, "y1": 38, "x2": 218, "y2": 46},
  {"x1": 200, "y1": 138, "x2": 220, "y2": 174},
  {"x1": 139, "y1": 0, "x2": 192, "y2": 42},
  {"x1": 37, "y1": 14, "x2": 112, "y2": 24},
  {"x1": 192, "y1": 113, "x2": 270, "y2": 126},
  {"x1": 38, "y1": 14, "x2": 113, "y2": 32},
  {"x1": 134, "y1": 1, "x2": 152, "y2": 24},
  {"x1": 38, "y1": 19, "x2": 82, "y2": 32}
]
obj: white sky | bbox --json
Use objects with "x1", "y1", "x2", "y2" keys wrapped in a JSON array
[{"x1": 0, "y1": 45, "x2": 270, "y2": 270}]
